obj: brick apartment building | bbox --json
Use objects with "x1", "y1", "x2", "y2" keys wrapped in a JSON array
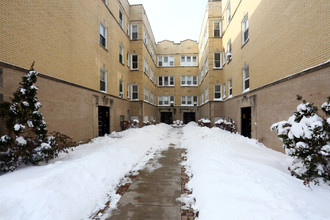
[{"x1": 0, "y1": 0, "x2": 329, "y2": 151}]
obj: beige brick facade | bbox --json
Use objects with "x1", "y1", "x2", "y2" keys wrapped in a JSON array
[{"x1": 0, "y1": 0, "x2": 329, "y2": 151}]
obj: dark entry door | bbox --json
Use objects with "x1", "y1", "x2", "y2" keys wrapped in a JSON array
[
  {"x1": 183, "y1": 112, "x2": 195, "y2": 124},
  {"x1": 161, "y1": 112, "x2": 173, "y2": 124},
  {"x1": 241, "y1": 107, "x2": 251, "y2": 138},
  {"x1": 98, "y1": 106, "x2": 110, "y2": 136}
]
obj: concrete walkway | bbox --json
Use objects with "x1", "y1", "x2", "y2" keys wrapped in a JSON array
[{"x1": 107, "y1": 147, "x2": 182, "y2": 220}]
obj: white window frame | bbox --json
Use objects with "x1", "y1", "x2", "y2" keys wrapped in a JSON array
[
  {"x1": 158, "y1": 96, "x2": 175, "y2": 106},
  {"x1": 181, "y1": 76, "x2": 198, "y2": 86},
  {"x1": 100, "y1": 67, "x2": 107, "y2": 92},
  {"x1": 214, "y1": 84, "x2": 222, "y2": 100},
  {"x1": 242, "y1": 14, "x2": 249, "y2": 44},
  {"x1": 243, "y1": 65, "x2": 250, "y2": 91},
  {"x1": 127, "y1": 83, "x2": 130, "y2": 98},
  {"x1": 127, "y1": 23, "x2": 130, "y2": 36},
  {"x1": 227, "y1": 40, "x2": 232, "y2": 62},
  {"x1": 158, "y1": 56, "x2": 174, "y2": 67},
  {"x1": 213, "y1": 20, "x2": 221, "y2": 37},
  {"x1": 119, "y1": 79, "x2": 124, "y2": 98},
  {"x1": 144, "y1": 87, "x2": 149, "y2": 102},
  {"x1": 213, "y1": 52, "x2": 222, "y2": 69},
  {"x1": 144, "y1": 30, "x2": 148, "y2": 47},
  {"x1": 228, "y1": 78, "x2": 232, "y2": 97},
  {"x1": 119, "y1": 44, "x2": 124, "y2": 64},
  {"x1": 150, "y1": 68, "x2": 155, "y2": 82},
  {"x1": 180, "y1": 56, "x2": 197, "y2": 66},
  {"x1": 144, "y1": 58, "x2": 149, "y2": 75},
  {"x1": 205, "y1": 57, "x2": 209, "y2": 73},
  {"x1": 205, "y1": 87, "x2": 209, "y2": 102},
  {"x1": 226, "y1": 1, "x2": 231, "y2": 25},
  {"x1": 131, "y1": 85, "x2": 138, "y2": 100},
  {"x1": 150, "y1": 92, "x2": 154, "y2": 104},
  {"x1": 158, "y1": 76, "x2": 174, "y2": 87},
  {"x1": 119, "y1": 10, "x2": 124, "y2": 29},
  {"x1": 131, "y1": 54, "x2": 138, "y2": 70},
  {"x1": 131, "y1": 24, "x2": 138, "y2": 40},
  {"x1": 181, "y1": 96, "x2": 198, "y2": 106},
  {"x1": 223, "y1": 83, "x2": 226, "y2": 98},
  {"x1": 100, "y1": 23, "x2": 107, "y2": 48},
  {"x1": 127, "y1": 52, "x2": 130, "y2": 67}
]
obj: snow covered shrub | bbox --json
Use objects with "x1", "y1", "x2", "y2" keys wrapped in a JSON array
[
  {"x1": 271, "y1": 96, "x2": 330, "y2": 185},
  {"x1": 215, "y1": 119, "x2": 237, "y2": 133},
  {"x1": 0, "y1": 64, "x2": 74, "y2": 173},
  {"x1": 198, "y1": 118, "x2": 211, "y2": 128}
]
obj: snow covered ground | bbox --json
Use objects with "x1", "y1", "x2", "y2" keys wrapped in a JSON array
[
  {"x1": 181, "y1": 123, "x2": 330, "y2": 220},
  {"x1": 0, "y1": 123, "x2": 329, "y2": 220},
  {"x1": 0, "y1": 124, "x2": 172, "y2": 220}
]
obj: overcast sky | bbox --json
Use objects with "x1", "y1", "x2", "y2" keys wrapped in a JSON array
[{"x1": 128, "y1": 0, "x2": 209, "y2": 43}]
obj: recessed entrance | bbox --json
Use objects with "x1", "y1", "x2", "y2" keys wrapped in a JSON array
[
  {"x1": 98, "y1": 106, "x2": 110, "y2": 136},
  {"x1": 161, "y1": 112, "x2": 173, "y2": 124},
  {"x1": 183, "y1": 112, "x2": 196, "y2": 124},
  {"x1": 241, "y1": 107, "x2": 251, "y2": 138}
]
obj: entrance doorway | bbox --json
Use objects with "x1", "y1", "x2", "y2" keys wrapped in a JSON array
[
  {"x1": 241, "y1": 107, "x2": 251, "y2": 138},
  {"x1": 98, "y1": 106, "x2": 110, "y2": 136},
  {"x1": 161, "y1": 112, "x2": 173, "y2": 124},
  {"x1": 183, "y1": 112, "x2": 195, "y2": 124}
]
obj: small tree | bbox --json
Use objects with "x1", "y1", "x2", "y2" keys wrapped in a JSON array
[
  {"x1": 271, "y1": 96, "x2": 330, "y2": 185},
  {"x1": 0, "y1": 63, "x2": 63, "y2": 172}
]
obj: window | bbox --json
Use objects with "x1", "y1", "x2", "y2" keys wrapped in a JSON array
[
  {"x1": 205, "y1": 87, "x2": 209, "y2": 102},
  {"x1": 180, "y1": 56, "x2": 197, "y2": 66},
  {"x1": 119, "y1": 10, "x2": 124, "y2": 29},
  {"x1": 150, "y1": 68, "x2": 155, "y2": 83},
  {"x1": 144, "y1": 87, "x2": 149, "y2": 102},
  {"x1": 131, "y1": 54, "x2": 138, "y2": 70},
  {"x1": 132, "y1": 85, "x2": 138, "y2": 100},
  {"x1": 214, "y1": 84, "x2": 222, "y2": 100},
  {"x1": 242, "y1": 14, "x2": 249, "y2": 44},
  {"x1": 158, "y1": 56, "x2": 174, "y2": 67},
  {"x1": 150, "y1": 92, "x2": 154, "y2": 104},
  {"x1": 158, "y1": 96, "x2": 174, "y2": 106},
  {"x1": 228, "y1": 79, "x2": 232, "y2": 97},
  {"x1": 150, "y1": 46, "x2": 154, "y2": 60},
  {"x1": 119, "y1": 44, "x2": 124, "y2": 64},
  {"x1": 226, "y1": 1, "x2": 231, "y2": 25},
  {"x1": 131, "y1": 24, "x2": 138, "y2": 40},
  {"x1": 227, "y1": 40, "x2": 232, "y2": 61},
  {"x1": 144, "y1": 31, "x2": 148, "y2": 47},
  {"x1": 127, "y1": 83, "x2": 130, "y2": 98},
  {"x1": 158, "y1": 76, "x2": 174, "y2": 86},
  {"x1": 119, "y1": 79, "x2": 124, "y2": 98},
  {"x1": 201, "y1": 92, "x2": 204, "y2": 104},
  {"x1": 100, "y1": 68, "x2": 107, "y2": 92},
  {"x1": 214, "y1": 52, "x2": 222, "y2": 69},
  {"x1": 127, "y1": 52, "x2": 130, "y2": 67},
  {"x1": 144, "y1": 58, "x2": 149, "y2": 75},
  {"x1": 243, "y1": 65, "x2": 250, "y2": 91},
  {"x1": 127, "y1": 23, "x2": 130, "y2": 35},
  {"x1": 213, "y1": 20, "x2": 221, "y2": 37},
  {"x1": 181, "y1": 96, "x2": 198, "y2": 106},
  {"x1": 205, "y1": 57, "x2": 209, "y2": 73},
  {"x1": 181, "y1": 76, "x2": 198, "y2": 86},
  {"x1": 100, "y1": 23, "x2": 107, "y2": 48},
  {"x1": 223, "y1": 83, "x2": 226, "y2": 98}
]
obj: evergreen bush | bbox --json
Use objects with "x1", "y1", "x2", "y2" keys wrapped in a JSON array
[
  {"x1": 0, "y1": 64, "x2": 75, "y2": 173},
  {"x1": 271, "y1": 96, "x2": 330, "y2": 185}
]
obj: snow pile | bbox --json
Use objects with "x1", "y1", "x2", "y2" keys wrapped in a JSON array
[
  {"x1": 0, "y1": 124, "x2": 171, "y2": 220},
  {"x1": 181, "y1": 123, "x2": 330, "y2": 220}
]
